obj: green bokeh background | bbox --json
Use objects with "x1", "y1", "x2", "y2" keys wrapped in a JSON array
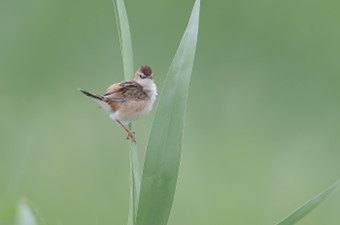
[{"x1": 1, "y1": 0, "x2": 340, "y2": 224}]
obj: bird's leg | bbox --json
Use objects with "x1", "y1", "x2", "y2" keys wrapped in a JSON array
[{"x1": 115, "y1": 119, "x2": 136, "y2": 143}]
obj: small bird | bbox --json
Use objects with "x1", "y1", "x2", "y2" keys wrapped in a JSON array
[{"x1": 79, "y1": 65, "x2": 157, "y2": 143}]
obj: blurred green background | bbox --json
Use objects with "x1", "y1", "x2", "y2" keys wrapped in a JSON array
[{"x1": 1, "y1": 0, "x2": 340, "y2": 224}]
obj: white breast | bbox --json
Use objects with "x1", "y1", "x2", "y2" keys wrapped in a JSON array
[
  {"x1": 112, "y1": 79, "x2": 157, "y2": 124},
  {"x1": 138, "y1": 78, "x2": 157, "y2": 111}
]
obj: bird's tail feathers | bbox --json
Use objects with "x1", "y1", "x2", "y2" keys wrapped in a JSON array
[{"x1": 79, "y1": 89, "x2": 104, "y2": 101}]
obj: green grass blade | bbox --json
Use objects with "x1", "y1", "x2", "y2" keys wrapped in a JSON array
[
  {"x1": 112, "y1": 1, "x2": 140, "y2": 225},
  {"x1": 16, "y1": 201, "x2": 38, "y2": 225},
  {"x1": 113, "y1": 0, "x2": 134, "y2": 79},
  {"x1": 136, "y1": 1, "x2": 200, "y2": 225},
  {"x1": 127, "y1": 141, "x2": 141, "y2": 225},
  {"x1": 276, "y1": 180, "x2": 340, "y2": 225}
]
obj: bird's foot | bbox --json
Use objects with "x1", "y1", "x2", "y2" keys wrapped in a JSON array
[{"x1": 126, "y1": 131, "x2": 136, "y2": 143}]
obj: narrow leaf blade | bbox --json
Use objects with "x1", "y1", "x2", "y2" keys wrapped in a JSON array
[
  {"x1": 128, "y1": 140, "x2": 141, "y2": 225},
  {"x1": 112, "y1": 1, "x2": 139, "y2": 225},
  {"x1": 136, "y1": 1, "x2": 200, "y2": 225},
  {"x1": 16, "y1": 201, "x2": 38, "y2": 225},
  {"x1": 276, "y1": 180, "x2": 340, "y2": 225},
  {"x1": 113, "y1": 0, "x2": 134, "y2": 79}
]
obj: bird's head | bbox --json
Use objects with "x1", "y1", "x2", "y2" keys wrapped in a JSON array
[{"x1": 135, "y1": 65, "x2": 153, "y2": 81}]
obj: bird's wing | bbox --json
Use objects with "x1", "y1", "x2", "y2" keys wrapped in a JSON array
[
  {"x1": 106, "y1": 82, "x2": 121, "y2": 93},
  {"x1": 103, "y1": 80, "x2": 148, "y2": 103}
]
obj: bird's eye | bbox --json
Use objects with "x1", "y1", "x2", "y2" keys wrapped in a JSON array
[{"x1": 139, "y1": 73, "x2": 146, "y2": 79}]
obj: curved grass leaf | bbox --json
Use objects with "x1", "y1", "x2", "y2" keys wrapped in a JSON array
[
  {"x1": 127, "y1": 141, "x2": 141, "y2": 225},
  {"x1": 113, "y1": 0, "x2": 134, "y2": 79},
  {"x1": 136, "y1": 1, "x2": 200, "y2": 225},
  {"x1": 16, "y1": 201, "x2": 38, "y2": 225},
  {"x1": 276, "y1": 180, "x2": 340, "y2": 225},
  {"x1": 112, "y1": 1, "x2": 140, "y2": 225}
]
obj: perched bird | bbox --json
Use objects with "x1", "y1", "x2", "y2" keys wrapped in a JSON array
[{"x1": 79, "y1": 65, "x2": 157, "y2": 142}]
